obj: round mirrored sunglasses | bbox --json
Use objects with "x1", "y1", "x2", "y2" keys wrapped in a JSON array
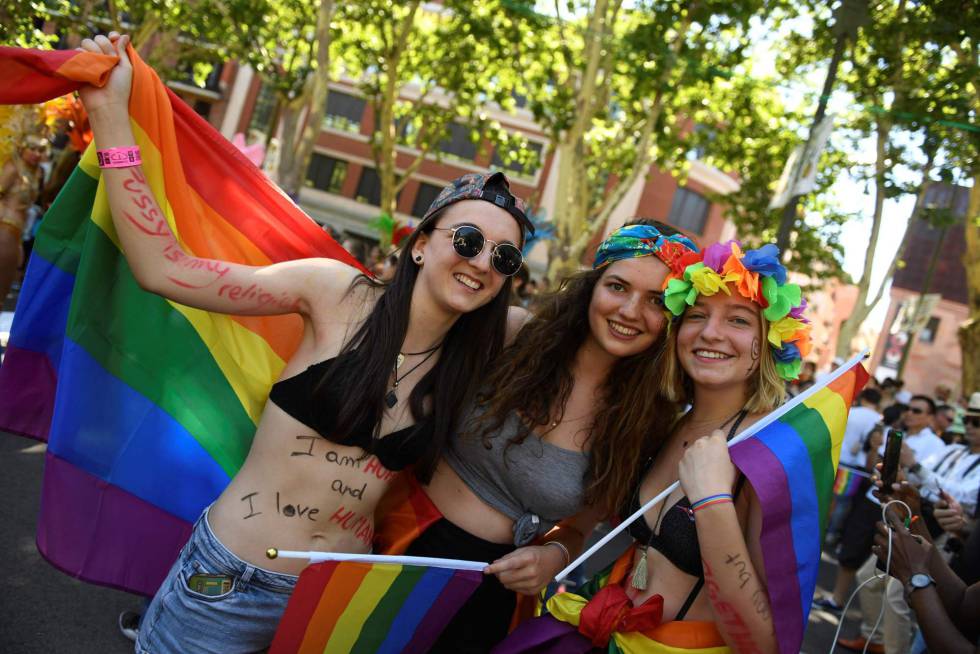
[{"x1": 432, "y1": 225, "x2": 523, "y2": 277}]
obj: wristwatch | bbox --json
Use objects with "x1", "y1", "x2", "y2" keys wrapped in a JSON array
[{"x1": 904, "y1": 572, "x2": 935, "y2": 601}]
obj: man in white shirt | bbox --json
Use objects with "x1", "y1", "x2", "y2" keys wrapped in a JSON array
[
  {"x1": 841, "y1": 389, "x2": 883, "y2": 469},
  {"x1": 895, "y1": 395, "x2": 946, "y2": 464},
  {"x1": 905, "y1": 392, "x2": 980, "y2": 517}
]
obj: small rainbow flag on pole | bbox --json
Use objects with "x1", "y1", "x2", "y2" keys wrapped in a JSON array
[
  {"x1": 0, "y1": 46, "x2": 362, "y2": 595},
  {"x1": 832, "y1": 464, "x2": 869, "y2": 498},
  {"x1": 270, "y1": 560, "x2": 482, "y2": 654}
]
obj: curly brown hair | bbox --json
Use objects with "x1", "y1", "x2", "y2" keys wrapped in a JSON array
[{"x1": 468, "y1": 265, "x2": 680, "y2": 516}]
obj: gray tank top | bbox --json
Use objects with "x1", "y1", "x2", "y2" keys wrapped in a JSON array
[{"x1": 444, "y1": 405, "x2": 590, "y2": 546}]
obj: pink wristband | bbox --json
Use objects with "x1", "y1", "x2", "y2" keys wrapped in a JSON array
[{"x1": 97, "y1": 146, "x2": 142, "y2": 169}]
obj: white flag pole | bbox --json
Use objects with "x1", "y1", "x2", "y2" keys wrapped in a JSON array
[
  {"x1": 267, "y1": 548, "x2": 489, "y2": 572},
  {"x1": 554, "y1": 349, "x2": 869, "y2": 582}
]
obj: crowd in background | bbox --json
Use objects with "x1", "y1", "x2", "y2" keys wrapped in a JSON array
[{"x1": 810, "y1": 370, "x2": 980, "y2": 653}]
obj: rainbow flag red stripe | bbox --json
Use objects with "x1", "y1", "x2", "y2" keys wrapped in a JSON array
[
  {"x1": 729, "y1": 362, "x2": 869, "y2": 654},
  {"x1": 0, "y1": 46, "x2": 363, "y2": 595},
  {"x1": 270, "y1": 561, "x2": 481, "y2": 654}
]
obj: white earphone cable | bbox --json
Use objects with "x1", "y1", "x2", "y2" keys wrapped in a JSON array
[{"x1": 827, "y1": 499, "x2": 910, "y2": 654}]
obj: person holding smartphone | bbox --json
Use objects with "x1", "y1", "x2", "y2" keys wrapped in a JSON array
[{"x1": 870, "y1": 488, "x2": 980, "y2": 653}]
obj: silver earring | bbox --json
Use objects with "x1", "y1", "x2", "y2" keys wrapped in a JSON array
[{"x1": 415, "y1": 254, "x2": 423, "y2": 264}]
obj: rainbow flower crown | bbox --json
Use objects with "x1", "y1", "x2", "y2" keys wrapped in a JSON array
[{"x1": 661, "y1": 240, "x2": 812, "y2": 381}]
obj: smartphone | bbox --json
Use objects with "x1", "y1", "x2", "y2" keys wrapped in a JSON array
[{"x1": 880, "y1": 429, "x2": 904, "y2": 488}]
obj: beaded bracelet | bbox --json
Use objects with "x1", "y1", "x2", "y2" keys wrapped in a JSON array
[
  {"x1": 97, "y1": 146, "x2": 142, "y2": 169},
  {"x1": 690, "y1": 493, "x2": 734, "y2": 513}
]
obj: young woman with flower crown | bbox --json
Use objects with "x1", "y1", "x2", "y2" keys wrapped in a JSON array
[{"x1": 498, "y1": 239, "x2": 812, "y2": 654}]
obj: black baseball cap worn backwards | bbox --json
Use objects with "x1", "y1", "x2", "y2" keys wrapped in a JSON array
[{"x1": 420, "y1": 172, "x2": 535, "y2": 241}]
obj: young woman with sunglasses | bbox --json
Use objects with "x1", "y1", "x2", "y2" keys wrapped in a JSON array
[
  {"x1": 503, "y1": 240, "x2": 812, "y2": 653},
  {"x1": 77, "y1": 34, "x2": 533, "y2": 653},
  {"x1": 394, "y1": 221, "x2": 698, "y2": 652}
]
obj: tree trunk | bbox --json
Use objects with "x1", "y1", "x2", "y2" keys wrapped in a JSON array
[
  {"x1": 545, "y1": 0, "x2": 616, "y2": 283},
  {"x1": 276, "y1": 0, "x2": 336, "y2": 197},
  {"x1": 958, "y1": 173, "x2": 980, "y2": 393},
  {"x1": 834, "y1": 115, "x2": 895, "y2": 358},
  {"x1": 372, "y1": 1, "x2": 421, "y2": 221},
  {"x1": 545, "y1": 1, "x2": 687, "y2": 283}
]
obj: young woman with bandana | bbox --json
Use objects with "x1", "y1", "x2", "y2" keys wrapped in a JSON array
[
  {"x1": 393, "y1": 220, "x2": 699, "y2": 652},
  {"x1": 76, "y1": 33, "x2": 536, "y2": 654},
  {"x1": 499, "y1": 240, "x2": 811, "y2": 654}
]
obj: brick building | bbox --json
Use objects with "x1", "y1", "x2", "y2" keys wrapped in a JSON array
[
  {"x1": 191, "y1": 61, "x2": 740, "y2": 275},
  {"x1": 869, "y1": 184, "x2": 970, "y2": 395}
]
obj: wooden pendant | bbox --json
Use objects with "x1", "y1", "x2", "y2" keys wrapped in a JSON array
[{"x1": 385, "y1": 389, "x2": 398, "y2": 408}]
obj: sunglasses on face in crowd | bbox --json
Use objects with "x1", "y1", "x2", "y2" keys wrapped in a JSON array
[
  {"x1": 432, "y1": 224, "x2": 524, "y2": 277},
  {"x1": 965, "y1": 416, "x2": 980, "y2": 428},
  {"x1": 907, "y1": 407, "x2": 926, "y2": 415}
]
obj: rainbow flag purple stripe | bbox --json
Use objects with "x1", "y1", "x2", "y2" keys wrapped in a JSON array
[{"x1": 729, "y1": 363, "x2": 870, "y2": 654}]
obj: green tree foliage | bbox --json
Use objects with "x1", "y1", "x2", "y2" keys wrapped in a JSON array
[
  {"x1": 509, "y1": 0, "x2": 781, "y2": 281},
  {"x1": 691, "y1": 73, "x2": 850, "y2": 278},
  {"x1": 0, "y1": 1, "x2": 71, "y2": 47},
  {"x1": 779, "y1": 0, "x2": 978, "y2": 359},
  {"x1": 333, "y1": 0, "x2": 537, "y2": 218}
]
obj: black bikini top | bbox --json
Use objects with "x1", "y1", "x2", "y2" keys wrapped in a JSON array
[
  {"x1": 268, "y1": 350, "x2": 432, "y2": 471},
  {"x1": 623, "y1": 411, "x2": 749, "y2": 579}
]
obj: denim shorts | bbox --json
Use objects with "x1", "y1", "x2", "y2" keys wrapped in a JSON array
[{"x1": 136, "y1": 508, "x2": 298, "y2": 654}]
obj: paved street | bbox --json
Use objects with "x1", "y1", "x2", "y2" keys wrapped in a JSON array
[{"x1": 0, "y1": 431, "x2": 138, "y2": 653}]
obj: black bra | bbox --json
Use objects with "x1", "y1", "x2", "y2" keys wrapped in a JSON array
[
  {"x1": 623, "y1": 411, "x2": 749, "y2": 578},
  {"x1": 268, "y1": 350, "x2": 432, "y2": 471}
]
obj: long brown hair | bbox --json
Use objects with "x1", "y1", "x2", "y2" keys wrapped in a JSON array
[
  {"x1": 316, "y1": 208, "x2": 515, "y2": 483},
  {"x1": 470, "y1": 240, "x2": 681, "y2": 515}
]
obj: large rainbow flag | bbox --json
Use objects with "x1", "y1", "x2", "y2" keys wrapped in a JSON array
[
  {"x1": 0, "y1": 46, "x2": 363, "y2": 595},
  {"x1": 728, "y1": 359, "x2": 869, "y2": 654},
  {"x1": 270, "y1": 560, "x2": 482, "y2": 653},
  {"x1": 496, "y1": 358, "x2": 869, "y2": 654}
]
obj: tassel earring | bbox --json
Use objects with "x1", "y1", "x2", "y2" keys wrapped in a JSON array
[{"x1": 631, "y1": 546, "x2": 648, "y2": 591}]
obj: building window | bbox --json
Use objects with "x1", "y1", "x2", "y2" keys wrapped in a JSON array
[
  {"x1": 411, "y1": 183, "x2": 443, "y2": 218},
  {"x1": 492, "y1": 140, "x2": 544, "y2": 177},
  {"x1": 667, "y1": 187, "x2": 710, "y2": 235},
  {"x1": 248, "y1": 83, "x2": 278, "y2": 136},
  {"x1": 322, "y1": 90, "x2": 366, "y2": 133},
  {"x1": 438, "y1": 123, "x2": 478, "y2": 163},
  {"x1": 305, "y1": 154, "x2": 347, "y2": 193},
  {"x1": 355, "y1": 168, "x2": 382, "y2": 206},
  {"x1": 919, "y1": 316, "x2": 941, "y2": 344}
]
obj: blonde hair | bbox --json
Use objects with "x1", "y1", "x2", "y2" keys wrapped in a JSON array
[{"x1": 660, "y1": 310, "x2": 786, "y2": 413}]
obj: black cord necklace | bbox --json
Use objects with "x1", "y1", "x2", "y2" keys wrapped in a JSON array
[
  {"x1": 386, "y1": 346, "x2": 441, "y2": 408},
  {"x1": 396, "y1": 342, "x2": 443, "y2": 369}
]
